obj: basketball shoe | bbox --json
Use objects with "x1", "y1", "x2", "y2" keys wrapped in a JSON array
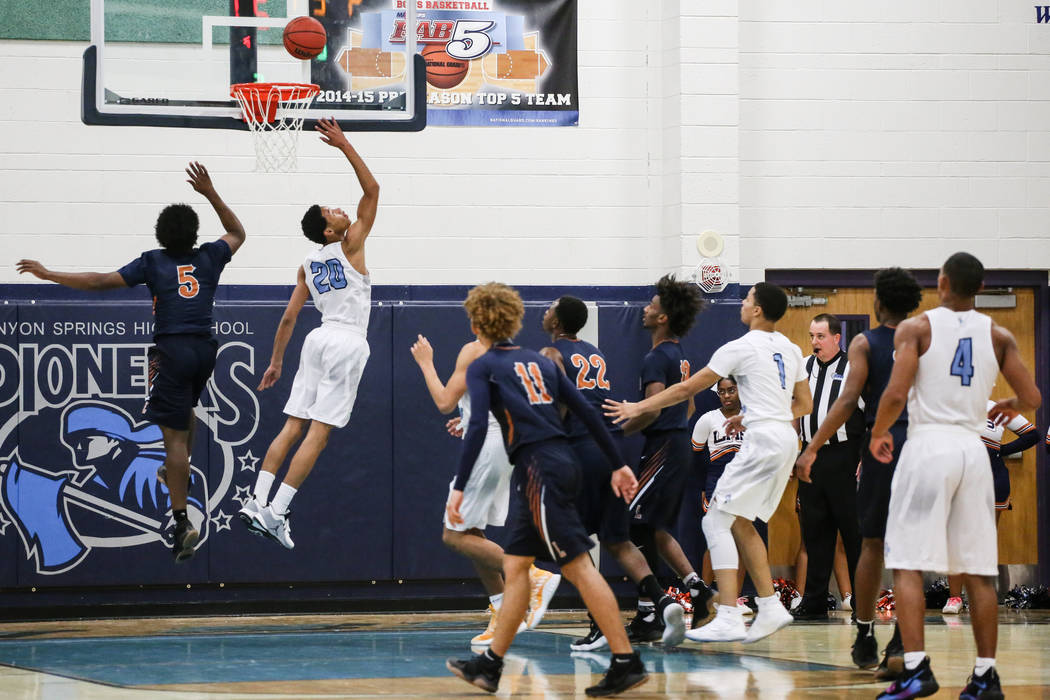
[
  {"x1": 470, "y1": 605, "x2": 527, "y2": 646},
  {"x1": 251, "y1": 503, "x2": 294, "y2": 549},
  {"x1": 585, "y1": 653, "x2": 648, "y2": 697},
  {"x1": 571, "y1": 615, "x2": 608, "y2": 651},
  {"x1": 524, "y1": 566, "x2": 561, "y2": 629},
  {"x1": 237, "y1": 500, "x2": 266, "y2": 537},
  {"x1": 657, "y1": 597, "x2": 686, "y2": 647},
  {"x1": 877, "y1": 656, "x2": 938, "y2": 699},
  {"x1": 851, "y1": 624, "x2": 879, "y2": 669},
  {"x1": 960, "y1": 667, "x2": 1004, "y2": 700},
  {"x1": 744, "y1": 598, "x2": 793, "y2": 643},
  {"x1": 625, "y1": 607, "x2": 663, "y2": 643},
  {"x1": 447, "y1": 651, "x2": 502, "y2": 693},
  {"x1": 685, "y1": 606, "x2": 746, "y2": 642},
  {"x1": 942, "y1": 596, "x2": 964, "y2": 614},
  {"x1": 172, "y1": 518, "x2": 199, "y2": 563}
]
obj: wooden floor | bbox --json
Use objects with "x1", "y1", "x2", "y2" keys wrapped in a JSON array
[{"x1": 1, "y1": 608, "x2": 1048, "y2": 698}]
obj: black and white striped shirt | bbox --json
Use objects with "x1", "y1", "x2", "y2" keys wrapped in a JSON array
[{"x1": 801, "y1": 351, "x2": 851, "y2": 445}]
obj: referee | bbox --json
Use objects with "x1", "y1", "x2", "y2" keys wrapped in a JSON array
[{"x1": 792, "y1": 313, "x2": 863, "y2": 619}]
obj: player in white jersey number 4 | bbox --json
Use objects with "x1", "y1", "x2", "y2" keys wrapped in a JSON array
[
  {"x1": 869, "y1": 252, "x2": 1040, "y2": 700},
  {"x1": 241, "y1": 118, "x2": 380, "y2": 549},
  {"x1": 605, "y1": 282, "x2": 813, "y2": 645}
]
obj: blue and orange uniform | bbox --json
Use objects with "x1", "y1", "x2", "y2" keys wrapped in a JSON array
[
  {"x1": 630, "y1": 339, "x2": 691, "y2": 529},
  {"x1": 690, "y1": 407, "x2": 744, "y2": 514},
  {"x1": 456, "y1": 341, "x2": 624, "y2": 565},
  {"x1": 980, "y1": 402, "x2": 1039, "y2": 511},
  {"x1": 118, "y1": 240, "x2": 232, "y2": 430},
  {"x1": 856, "y1": 323, "x2": 905, "y2": 539},
  {"x1": 552, "y1": 337, "x2": 629, "y2": 543}
]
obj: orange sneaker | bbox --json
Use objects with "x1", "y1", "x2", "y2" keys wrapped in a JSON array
[{"x1": 524, "y1": 566, "x2": 561, "y2": 629}]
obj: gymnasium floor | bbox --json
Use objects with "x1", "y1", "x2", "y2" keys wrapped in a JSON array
[{"x1": 1, "y1": 609, "x2": 1048, "y2": 698}]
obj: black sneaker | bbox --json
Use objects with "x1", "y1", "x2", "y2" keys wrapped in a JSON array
[
  {"x1": 172, "y1": 519, "x2": 199, "y2": 563},
  {"x1": 689, "y1": 581, "x2": 716, "y2": 629},
  {"x1": 656, "y1": 597, "x2": 685, "y2": 646},
  {"x1": 585, "y1": 653, "x2": 648, "y2": 697},
  {"x1": 851, "y1": 626, "x2": 879, "y2": 669},
  {"x1": 875, "y1": 626, "x2": 904, "y2": 680},
  {"x1": 790, "y1": 596, "x2": 829, "y2": 621},
  {"x1": 571, "y1": 617, "x2": 608, "y2": 651},
  {"x1": 877, "y1": 656, "x2": 938, "y2": 699},
  {"x1": 446, "y1": 653, "x2": 502, "y2": 693},
  {"x1": 625, "y1": 609, "x2": 662, "y2": 643},
  {"x1": 960, "y1": 667, "x2": 1004, "y2": 700}
]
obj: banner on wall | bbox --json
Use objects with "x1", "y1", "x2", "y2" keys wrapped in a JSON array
[{"x1": 316, "y1": 0, "x2": 578, "y2": 126}]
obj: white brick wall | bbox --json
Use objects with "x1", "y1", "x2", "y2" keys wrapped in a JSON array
[{"x1": 2, "y1": 3, "x2": 1048, "y2": 288}]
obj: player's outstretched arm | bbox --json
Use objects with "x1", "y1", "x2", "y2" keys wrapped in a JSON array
[
  {"x1": 412, "y1": 338, "x2": 483, "y2": 414},
  {"x1": 988, "y1": 323, "x2": 1041, "y2": 425},
  {"x1": 316, "y1": 118, "x2": 379, "y2": 243},
  {"x1": 870, "y1": 317, "x2": 923, "y2": 462},
  {"x1": 16, "y1": 260, "x2": 126, "y2": 291},
  {"x1": 186, "y1": 162, "x2": 246, "y2": 255},
  {"x1": 258, "y1": 267, "x2": 310, "y2": 391},
  {"x1": 604, "y1": 365, "x2": 720, "y2": 424}
]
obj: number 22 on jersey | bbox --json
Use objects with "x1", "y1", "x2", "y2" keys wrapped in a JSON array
[
  {"x1": 514, "y1": 362, "x2": 553, "y2": 405},
  {"x1": 570, "y1": 353, "x2": 611, "y2": 390}
]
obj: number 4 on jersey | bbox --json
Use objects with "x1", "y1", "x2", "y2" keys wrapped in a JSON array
[
  {"x1": 950, "y1": 337, "x2": 974, "y2": 386},
  {"x1": 514, "y1": 362, "x2": 553, "y2": 405}
]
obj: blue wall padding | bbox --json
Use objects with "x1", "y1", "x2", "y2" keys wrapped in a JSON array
[{"x1": 0, "y1": 296, "x2": 746, "y2": 596}]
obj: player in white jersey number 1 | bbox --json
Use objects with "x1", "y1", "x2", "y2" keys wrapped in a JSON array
[
  {"x1": 869, "y1": 252, "x2": 1041, "y2": 700},
  {"x1": 240, "y1": 118, "x2": 380, "y2": 549},
  {"x1": 605, "y1": 282, "x2": 813, "y2": 644}
]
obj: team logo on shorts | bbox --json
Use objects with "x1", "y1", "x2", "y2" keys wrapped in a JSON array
[{"x1": 0, "y1": 340, "x2": 259, "y2": 575}]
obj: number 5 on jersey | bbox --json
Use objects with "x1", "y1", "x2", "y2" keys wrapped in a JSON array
[
  {"x1": 177, "y1": 265, "x2": 199, "y2": 298},
  {"x1": 514, "y1": 362, "x2": 553, "y2": 405}
]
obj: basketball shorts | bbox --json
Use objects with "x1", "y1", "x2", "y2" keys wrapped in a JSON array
[
  {"x1": 504, "y1": 439, "x2": 594, "y2": 566},
  {"x1": 884, "y1": 426, "x2": 997, "y2": 576},
  {"x1": 284, "y1": 324, "x2": 369, "y2": 428},
  {"x1": 990, "y1": 453, "x2": 1011, "y2": 510},
  {"x1": 444, "y1": 428, "x2": 513, "y2": 531},
  {"x1": 569, "y1": 434, "x2": 630, "y2": 545},
  {"x1": 629, "y1": 429, "x2": 690, "y2": 530},
  {"x1": 701, "y1": 462, "x2": 727, "y2": 514},
  {"x1": 709, "y1": 420, "x2": 798, "y2": 522},
  {"x1": 856, "y1": 424, "x2": 907, "y2": 539},
  {"x1": 145, "y1": 334, "x2": 218, "y2": 431}
]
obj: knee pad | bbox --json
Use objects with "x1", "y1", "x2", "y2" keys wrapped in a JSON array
[
  {"x1": 630, "y1": 524, "x2": 660, "y2": 575},
  {"x1": 702, "y1": 507, "x2": 739, "y2": 571}
]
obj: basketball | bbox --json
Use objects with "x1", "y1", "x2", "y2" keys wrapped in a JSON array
[
  {"x1": 422, "y1": 44, "x2": 469, "y2": 89},
  {"x1": 283, "y1": 16, "x2": 326, "y2": 60}
]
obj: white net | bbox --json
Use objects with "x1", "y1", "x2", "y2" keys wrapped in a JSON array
[
  {"x1": 231, "y1": 83, "x2": 320, "y2": 173},
  {"x1": 693, "y1": 257, "x2": 728, "y2": 294}
]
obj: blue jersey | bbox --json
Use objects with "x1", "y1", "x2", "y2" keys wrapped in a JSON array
[
  {"x1": 454, "y1": 341, "x2": 624, "y2": 490},
  {"x1": 552, "y1": 337, "x2": 621, "y2": 440},
  {"x1": 118, "y1": 240, "x2": 232, "y2": 337},
  {"x1": 640, "y1": 339, "x2": 690, "y2": 434},
  {"x1": 861, "y1": 324, "x2": 904, "y2": 428}
]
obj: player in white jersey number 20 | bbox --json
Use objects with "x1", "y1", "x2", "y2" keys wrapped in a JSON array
[{"x1": 869, "y1": 252, "x2": 1041, "y2": 700}]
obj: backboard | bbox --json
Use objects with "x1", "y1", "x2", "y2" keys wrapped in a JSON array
[{"x1": 82, "y1": 0, "x2": 425, "y2": 131}]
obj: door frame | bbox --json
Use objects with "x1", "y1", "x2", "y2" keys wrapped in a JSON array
[{"x1": 765, "y1": 269, "x2": 1050, "y2": 584}]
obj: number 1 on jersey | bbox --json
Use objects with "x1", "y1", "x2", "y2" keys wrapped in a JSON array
[
  {"x1": 950, "y1": 337, "x2": 974, "y2": 386},
  {"x1": 772, "y1": 352, "x2": 786, "y2": 389},
  {"x1": 514, "y1": 362, "x2": 553, "y2": 405}
]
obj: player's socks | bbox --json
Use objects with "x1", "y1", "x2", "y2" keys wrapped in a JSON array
[
  {"x1": 904, "y1": 652, "x2": 925, "y2": 671},
  {"x1": 489, "y1": 593, "x2": 503, "y2": 610},
  {"x1": 638, "y1": 575, "x2": 665, "y2": 603},
  {"x1": 270, "y1": 483, "x2": 297, "y2": 515},
  {"x1": 253, "y1": 470, "x2": 275, "y2": 505},
  {"x1": 974, "y1": 657, "x2": 995, "y2": 677},
  {"x1": 173, "y1": 508, "x2": 188, "y2": 522}
]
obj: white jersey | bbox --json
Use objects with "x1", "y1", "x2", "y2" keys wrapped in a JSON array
[
  {"x1": 691, "y1": 407, "x2": 744, "y2": 461},
  {"x1": 980, "y1": 399, "x2": 1034, "y2": 451},
  {"x1": 459, "y1": 392, "x2": 501, "y2": 435},
  {"x1": 907, "y1": 307, "x2": 997, "y2": 433},
  {"x1": 706, "y1": 330, "x2": 807, "y2": 423},
  {"x1": 302, "y1": 242, "x2": 371, "y2": 332}
]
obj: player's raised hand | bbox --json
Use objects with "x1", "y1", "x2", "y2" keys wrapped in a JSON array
[
  {"x1": 610, "y1": 465, "x2": 638, "y2": 503},
  {"x1": 446, "y1": 489, "x2": 465, "y2": 526},
  {"x1": 257, "y1": 364, "x2": 282, "y2": 391},
  {"x1": 794, "y1": 448, "x2": 816, "y2": 483},
  {"x1": 869, "y1": 431, "x2": 894, "y2": 464},
  {"x1": 185, "y1": 161, "x2": 215, "y2": 196},
  {"x1": 446, "y1": 417, "x2": 464, "y2": 438},
  {"x1": 723, "y1": 414, "x2": 747, "y2": 438},
  {"x1": 603, "y1": 399, "x2": 640, "y2": 425},
  {"x1": 988, "y1": 398, "x2": 1020, "y2": 427},
  {"x1": 410, "y1": 334, "x2": 434, "y2": 366},
  {"x1": 16, "y1": 259, "x2": 50, "y2": 281},
  {"x1": 316, "y1": 117, "x2": 350, "y2": 149}
]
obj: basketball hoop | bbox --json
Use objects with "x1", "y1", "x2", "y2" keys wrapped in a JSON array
[
  {"x1": 231, "y1": 82, "x2": 320, "y2": 172},
  {"x1": 693, "y1": 257, "x2": 728, "y2": 294}
]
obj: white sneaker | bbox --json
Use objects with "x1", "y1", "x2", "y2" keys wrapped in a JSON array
[
  {"x1": 743, "y1": 601, "x2": 793, "y2": 644},
  {"x1": 841, "y1": 594, "x2": 853, "y2": 612},
  {"x1": 525, "y1": 566, "x2": 561, "y2": 629},
  {"x1": 251, "y1": 503, "x2": 294, "y2": 549},
  {"x1": 237, "y1": 499, "x2": 266, "y2": 537},
  {"x1": 685, "y1": 610, "x2": 746, "y2": 643},
  {"x1": 942, "y1": 596, "x2": 964, "y2": 614}
]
